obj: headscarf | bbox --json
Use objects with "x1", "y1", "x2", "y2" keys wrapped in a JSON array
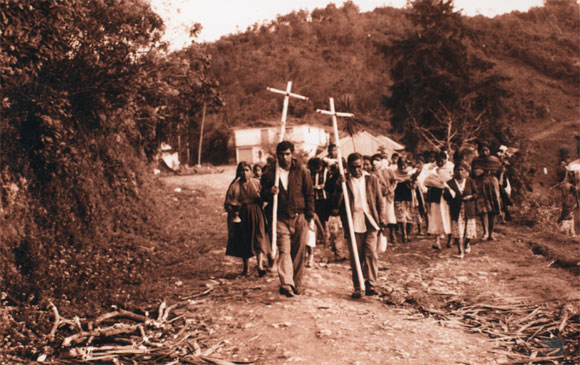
[
  {"x1": 455, "y1": 161, "x2": 471, "y2": 173},
  {"x1": 472, "y1": 155, "x2": 502, "y2": 173}
]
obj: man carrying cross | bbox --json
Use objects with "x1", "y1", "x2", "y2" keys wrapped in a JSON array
[
  {"x1": 261, "y1": 141, "x2": 314, "y2": 297},
  {"x1": 333, "y1": 152, "x2": 385, "y2": 298}
]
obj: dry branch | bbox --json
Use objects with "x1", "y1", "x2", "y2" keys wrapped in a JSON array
[
  {"x1": 505, "y1": 355, "x2": 565, "y2": 364},
  {"x1": 63, "y1": 323, "x2": 142, "y2": 347},
  {"x1": 93, "y1": 309, "x2": 149, "y2": 326},
  {"x1": 449, "y1": 302, "x2": 578, "y2": 363},
  {"x1": 44, "y1": 300, "x2": 227, "y2": 364}
]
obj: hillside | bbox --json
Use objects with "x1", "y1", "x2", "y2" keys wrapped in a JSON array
[
  {"x1": 203, "y1": 1, "x2": 578, "y2": 159},
  {"x1": 1, "y1": 1, "x2": 578, "y2": 361}
]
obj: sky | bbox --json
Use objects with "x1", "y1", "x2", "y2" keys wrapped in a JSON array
[{"x1": 149, "y1": 0, "x2": 545, "y2": 50}]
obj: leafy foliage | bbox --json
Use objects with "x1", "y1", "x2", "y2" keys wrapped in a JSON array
[
  {"x1": 0, "y1": 1, "x2": 220, "y2": 348},
  {"x1": 205, "y1": 0, "x2": 578, "y2": 151},
  {"x1": 378, "y1": 0, "x2": 512, "y2": 150},
  {"x1": 205, "y1": 1, "x2": 393, "y2": 131},
  {"x1": 0, "y1": 0, "x2": 578, "y2": 358}
]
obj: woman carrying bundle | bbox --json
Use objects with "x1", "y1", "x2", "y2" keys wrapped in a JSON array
[
  {"x1": 224, "y1": 162, "x2": 271, "y2": 276},
  {"x1": 424, "y1": 152, "x2": 454, "y2": 250}
]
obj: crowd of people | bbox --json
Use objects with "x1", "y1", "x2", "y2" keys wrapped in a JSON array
[{"x1": 224, "y1": 140, "x2": 514, "y2": 299}]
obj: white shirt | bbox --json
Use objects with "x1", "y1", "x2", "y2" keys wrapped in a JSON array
[
  {"x1": 278, "y1": 167, "x2": 289, "y2": 191},
  {"x1": 438, "y1": 160, "x2": 455, "y2": 182},
  {"x1": 323, "y1": 157, "x2": 338, "y2": 167},
  {"x1": 314, "y1": 169, "x2": 328, "y2": 199},
  {"x1": 455, "y1": 178, "x2": 466, "y2": 193},
  {"x1": 447, "y1": 178, "x2": 465, "y2": 199},
  {"x1": 350, "y1": 173, "x2": 380, "y2": 233}
]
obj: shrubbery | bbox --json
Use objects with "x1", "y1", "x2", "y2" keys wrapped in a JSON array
[{"x1": 0, "y1": 2, "x2": 218, "y2": 350}]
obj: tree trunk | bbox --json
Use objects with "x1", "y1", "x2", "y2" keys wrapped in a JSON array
[{"x1": 197, "y1": 102, "x2": 207, "y2": 167}]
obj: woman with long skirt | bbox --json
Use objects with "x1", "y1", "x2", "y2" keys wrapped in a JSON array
[
  {"x1": 371, "y1": 154, "x2": 398, "y2": 243},
  {"x1": 472, "y1": 142, "x2": 502, "y2": 240},
  {"x1": 224, "y1": 162, "x2": 271, "y2": 276},
  {"x1": 393, "y1": 158, "x2": 415, "y2": 243},
  {"x1": 425, "y1": 152, "x2": 454, "y2": 249}
]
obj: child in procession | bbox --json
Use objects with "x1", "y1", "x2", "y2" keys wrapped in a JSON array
[{"x1": 444, "y1": 162, "x2": 478, "y2": 259}]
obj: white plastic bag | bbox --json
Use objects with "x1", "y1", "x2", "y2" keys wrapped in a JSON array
[
  {"x1": 306, "y1": 219, "x2": 316, "y2": 248},
  {"x1": 504, "y1": 178, "x2": 512, "y2": 198},
  {"x1": 378, "y1": 231, "x2": 388, "y2": 253}
]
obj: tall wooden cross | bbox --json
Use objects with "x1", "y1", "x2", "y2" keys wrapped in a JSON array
[
  {"x1": 316, "y1": 97, "x2": 365, "y2": 293},
  {"x1": 267, "y1": 81, "x2": 308, "y2": 257}
]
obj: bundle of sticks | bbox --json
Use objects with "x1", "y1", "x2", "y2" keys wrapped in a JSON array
[
  {"x1": 42, "y1": 293, "x2": 251, "y2": 364},
  {"x1": 451, "y1": 301, "x2": 579, "y2": 364}
]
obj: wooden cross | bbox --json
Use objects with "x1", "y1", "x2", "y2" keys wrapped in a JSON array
[
  {"x1": 267, "y1": 81, "x2": 308, "y2": 257},
  {"x1": 316, "y1": 98, "x2": 365, "y2": 294}
]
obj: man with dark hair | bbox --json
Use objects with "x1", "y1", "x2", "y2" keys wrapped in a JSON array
[
  {"x1": 333, "y1": 152, "x2": 385, "y2": 298},
  {"x1": 328, "y1": 143, "x2": 337, "y2": 157},
  {"x1": 261, "y1": 141, "x2": 314, "y2": 297},
  {"x1": 390, "y1": 152, "x2": 400, "y2": 168},
  {"x1": 323, "y1": 143, "x2": 339, "y2": 173}
]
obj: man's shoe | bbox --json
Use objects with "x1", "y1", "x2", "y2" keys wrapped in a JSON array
[
  {"x1": 279, "y1": 286, "x2": 294, "y2": 298},
  {"x1": 292, "y1": 286, "x2": 302, "y2": 295},
  {"x1": 465, "y1": 244, "x2": 471, "y2": 253},
  {"x1": 365, "y1": 287, "x2": 378, "y2": 296},
  {"x1": 351, "y1": 290, "x2": 362, "y2": 299}
]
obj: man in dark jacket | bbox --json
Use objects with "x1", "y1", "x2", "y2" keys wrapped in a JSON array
[
  {"x1": 261, "y1": 141, "x2": 314, "y2": 297},
  {"x1": 333, "y1": 153, "x2": 385, "y2": 298}
]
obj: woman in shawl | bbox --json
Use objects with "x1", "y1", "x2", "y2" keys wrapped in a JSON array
[
  {"x1": 412, "y1": 156, "x2": 428, "y2": 235},
  {"x1": 444, "y1": 161, "x2": 478, "y2": 259},
  {"x1": 224, "y1": 162, "x2": 271, "y2": 276},
  {"x1": 393, "y1": 158, "x2": 416, "y2": 243},
  {"x1": 471, "y1": 142, "x2": 502, "y2": 240},
  {"x1": 371, "y1": 154, "x2": 398, "y2": 243},
  {"x1": 424, "y1": 152, "x2": 454, "y2": 249}
]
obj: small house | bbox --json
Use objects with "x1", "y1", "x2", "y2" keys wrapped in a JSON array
[
  {"x1": 318, "y1": 130, "x2": 405, "y2": 159},
  {"x1": 234, "y1": 124, "x2": 329, "y2": 164},
  {"x1": 159, "y1": 143, "x2": 180, "y2": 171}
]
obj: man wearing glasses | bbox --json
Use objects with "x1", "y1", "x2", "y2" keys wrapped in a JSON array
[{"x1": 334, "y1": 153, "x2": 385, "y2": 299}]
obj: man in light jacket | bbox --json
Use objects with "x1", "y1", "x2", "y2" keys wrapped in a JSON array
[{"x1": 333, "y1": 153, "x2": 385, "y2": 299}]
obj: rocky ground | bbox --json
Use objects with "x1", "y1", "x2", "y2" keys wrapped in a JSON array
[
  {"x1": 130, "y1": 168, "x2": 579, "y2": 365},
  {"x1": 11, "y1": 167, "x2": 576, "y2": 364}
]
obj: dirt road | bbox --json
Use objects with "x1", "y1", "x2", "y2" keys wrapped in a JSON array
[
  {"x1": 155, "y1": 169, "x2": 578, "y2": 364},
  {"x1": 529, "y1": 120, "x2": 579, "y2": 142}
]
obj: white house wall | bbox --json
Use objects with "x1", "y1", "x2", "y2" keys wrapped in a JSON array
[
  {"x1": 234, "y1": 125, "x2": 329, "y2": 164},
  {"x1": 234, "y1": 128, "x2": 262, "y2": 147}
]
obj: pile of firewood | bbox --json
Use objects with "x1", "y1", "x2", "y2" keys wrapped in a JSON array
[
  {"x1": 451, "y1": 301, "x2": 579, "y2": 364},
  {"x1": 40, "y1": 294, "x2": 251, "y2": 364}
]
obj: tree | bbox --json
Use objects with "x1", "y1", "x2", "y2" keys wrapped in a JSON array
[
  {"x1": 379, "y1": 0, "x2": 511, "y2": 151},
  {"x1": 0, "y1": 0, "x2": 219, "y2": 312},
  {"x1": 160, "y1": 45, "x2": 222, "y2": 166}
]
